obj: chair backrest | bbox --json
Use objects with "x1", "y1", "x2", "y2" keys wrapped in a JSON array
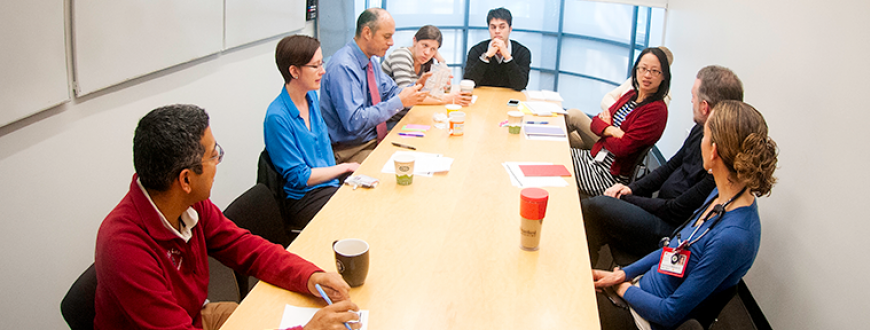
[
  {"x1": 61, "y1": 263, "x2": 97, "y2": 330},
  {"x1": 223, "y1": 183, "x2": 293, "y2": 299},
  {"x1": 224, "y1": 183, "x2": 292, "y2": 248},
  {"x1": 684, "y1": 283, "x2": 739, "y2": 329},
  {"x1": 257, "y1": 149, "x2": 287, "y2": 200},
  {"x1": 628, "y1": 144, "x2": 655, "y2": 183}
]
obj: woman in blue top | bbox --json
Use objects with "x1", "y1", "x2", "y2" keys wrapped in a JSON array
[
  {"x1": 592, "y1": 100, "x2": 778, "y2": 329},
  {"x1": 265, "y1": 35, "x2": 360, "y2": 233}
]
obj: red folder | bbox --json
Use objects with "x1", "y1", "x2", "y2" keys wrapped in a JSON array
[{"x1": 519, "y1": 164, "x2": 571, "y2": 177}]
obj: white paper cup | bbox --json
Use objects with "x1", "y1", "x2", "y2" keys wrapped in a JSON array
[{"x1": 393, "y1": 154, "x2": 415, "y2": 185}]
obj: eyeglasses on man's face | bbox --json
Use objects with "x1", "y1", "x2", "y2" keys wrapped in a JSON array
[{"x1": 210, "y1": 142, "x2": 224, "y2": 164}]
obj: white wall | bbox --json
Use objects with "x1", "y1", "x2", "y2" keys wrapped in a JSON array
[
  {"x1": 0, "y1": 22, "x2": 314, "y2": 330},
  {"x1": 662, "y1": 1, "x2": 870, "y2": 328}
]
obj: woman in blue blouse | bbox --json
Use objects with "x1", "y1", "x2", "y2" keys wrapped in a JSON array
[
  {"x1": 592, "y1": 100, "x2": 778, "y2": 329},
  {"x1": 265, "y1": 35, "x2": 360, "y2": 232}
]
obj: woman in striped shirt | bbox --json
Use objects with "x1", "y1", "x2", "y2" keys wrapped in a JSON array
[
  {"x1": 381, "y1": 25, "x2": 472, "y2": 127},
  {"x1": 572, "y1": 48, "x2": 671, "y2": 197}
]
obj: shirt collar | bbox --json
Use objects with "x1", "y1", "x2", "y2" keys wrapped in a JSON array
[
  {"x1": 136, "y1": 178, "x2": 199, "y2": 242},
  {"x1": 279, "y1": 87, "x2": 317, "y2": 119},
  {"x1": 349, "y1": 40, "x2": 374, "y2": 69}
]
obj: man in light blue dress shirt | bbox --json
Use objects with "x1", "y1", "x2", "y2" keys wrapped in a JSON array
[{"x1": 321, "y1": 8, "x2": 430, "y2": 164}]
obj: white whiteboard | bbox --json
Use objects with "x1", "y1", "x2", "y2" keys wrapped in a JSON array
[
  {"x1": 72, "y1": 0, "x2": 224, "y2": 95},
  {"x1": 225, "y1": 0, "x2": 306, "y2": 49},
  {"x1": 0, "y1": 0, "x2": 69, "y2": 127}
]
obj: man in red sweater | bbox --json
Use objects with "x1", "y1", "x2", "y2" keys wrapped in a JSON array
[{"x1": 94, "y1": 104, "x2": 361, "y2": 330}]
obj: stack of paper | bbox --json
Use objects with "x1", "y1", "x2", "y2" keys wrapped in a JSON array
[
  {"x1": 523, "y1": 124, "x2": 567, "y2": 141},
  {"x1": 522, "y1": 101, "x2": 566, "y2": 116},
  {"x1": 381, "y1": 151, "x2": 454, "y2": 177},
  {"x1": 524, "y1": 90, "x2": 564, "y2": 102},
  {"x1": 503, "y1": 162, "x2": 569, "y2": 188}
]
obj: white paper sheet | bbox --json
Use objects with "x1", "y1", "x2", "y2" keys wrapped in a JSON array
[
  {"x1": 279, "y1": 304, "x2": 369, "y2": 330},
  {"x1": 381, "y1": 150, "x2": 454, "y2": 177},
  {"x1": 502, "y1": 162, "x2": 569, "y2": 188},
  {"x1": 524, "y1": 90, "x2": 564, "y2": 102},
  {"x1": 523, "y1": 101, "x2": 567, "y2": 115}
]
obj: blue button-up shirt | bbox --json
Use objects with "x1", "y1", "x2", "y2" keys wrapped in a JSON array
[
  {"x1": 264, "y1": 88, "x2": 338, "y2": 199},
  {"x1": 321, "y1": 41, "x2": 403, "y2": 145}
]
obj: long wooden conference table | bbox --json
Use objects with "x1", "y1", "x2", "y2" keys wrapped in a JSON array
[{"x1": 220, "y1": 87, "x2": 599, "y2": 329}]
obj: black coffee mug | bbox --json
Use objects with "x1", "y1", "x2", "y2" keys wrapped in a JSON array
[{"x1": 333, "y1": 238, "x2": 370, "y2": 287}]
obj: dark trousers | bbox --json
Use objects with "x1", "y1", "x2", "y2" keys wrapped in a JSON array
[
  {"x1": 282, "y1": 186, "x2": 339, "y2": 236},
  {"x1": 597, "y1": 291, "x2": 640, "y2": 330},
  {"x1": 582, "y1": 195, "x2": 676, "y2": 266}
]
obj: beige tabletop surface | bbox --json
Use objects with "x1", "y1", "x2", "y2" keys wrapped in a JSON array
[{"x1": 220, "y1": 87, "x2": 599, "y2": 330}]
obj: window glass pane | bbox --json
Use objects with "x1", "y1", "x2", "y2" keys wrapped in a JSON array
[
  {"x1": 438, "y1": 29, "x2": 463, "y2": 65},
  {"x1": 646, "y1": 7, "x2": 666, "y2": 48},
  {"x1": 528, "y1": 70, "x2": 540, "y2": 91},
  {"x1": 557, "y1": 74, "x2": 619, "y2": 113},
  {"x1": 390, "y1": 30, "x2": 417, "y2": 50},
  {"x1": 525, "y1": 71, "x2": 556, "y2": 94},
  {"x1": 539, "y1": 71, "x2": 556, "y2": 91},
  {"x1": 563, "y1": 0, "x2": 634, "y2": 44},
  {"x1": 451, "y1": 66, "x2": 463, "y2": 85},
  {"x1": 388, "y1": 0, "x2": 467, "y2": 27},
  {"x1": 507, "y1": 32, "x2": 557, "y2": 70},
  {"x1": 559, "y1": 37, "x2": 629, "y2": 84},
  {"x1": 468, "y1": 0, "x2": 561, "y2": 32},
  {"x1": 634, "y1": 7, "x2": 649, "y2": 48},
  {"x1": 466, "y1": 29, "x2": 491, "y2": 54},
  {"x1": 354, "y1": 0, "x2": 366, "y2": 17}
]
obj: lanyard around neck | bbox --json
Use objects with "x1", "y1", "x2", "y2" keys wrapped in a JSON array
[{"x1": 672, "y1": 187, "x2": 748, "y2": 251}]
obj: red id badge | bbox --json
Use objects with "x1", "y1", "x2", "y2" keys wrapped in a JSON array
[{"x1": 658, "y1": 247, "x2": 691, "y2": 278}]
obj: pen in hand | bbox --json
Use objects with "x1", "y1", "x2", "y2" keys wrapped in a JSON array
[{"x1": 315, "y1": 284, "x2": 354, "y2": 330}]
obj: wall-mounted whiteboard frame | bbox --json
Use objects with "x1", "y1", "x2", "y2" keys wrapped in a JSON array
[
  {"x1": 0, "y1": 0, "x2": 69, "y2": 127},
  {"x1": 225, "y1": 0, "x2": 306, "y2": 49},
  {"x1": 72, "y1": 0, "x2": 224, "y2": 96}
]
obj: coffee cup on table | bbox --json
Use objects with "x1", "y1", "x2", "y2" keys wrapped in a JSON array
[
  {"x1": 333, "y1": 238, "x2": 370, "y2": 287},
  {"x1": 459, "y1": 79, "x2": 475, "y2": 105},
  {"x1": 507, "y1": 111, "x2": 524, "y2": 134},
  {"x1": 393, "y1": 154, "x2": 415, "y2": 186},
  {"x1": 446, "y1": 104, "x2": 462, "y2": 116}
]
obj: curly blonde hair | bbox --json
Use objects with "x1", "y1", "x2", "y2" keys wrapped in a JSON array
[{"x1": 707, "y1": 100, "x2": 778, "y2": 196}]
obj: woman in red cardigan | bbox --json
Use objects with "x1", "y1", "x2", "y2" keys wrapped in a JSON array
[{"x1": 572, "y1": 47, "x2": 670, "y2": 197}]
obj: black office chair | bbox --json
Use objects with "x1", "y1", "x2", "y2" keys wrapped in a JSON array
[
  {"x1": 681, "y1": 284, "x2": 739, "y2": 329},
  {"x1": 61, "y1": 263, "x2": 97, "y2": 330},
  {"x1": 609, "y1": 244, "x2": 646, "y2": 268},
  {"x1": 628, "y1": 144, "x2": 655, "y2": 184},
  {"x1": 223, "y1": 183, "x2": 293, "y2": 300},
  {"x1": 257, "y1": 149, "x2": 287, "y2": 201},
  {"x1": 675, "y1": 319, "x2": 704, "y2": 330}
]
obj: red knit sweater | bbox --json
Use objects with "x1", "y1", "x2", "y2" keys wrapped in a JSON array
[
  {"x1": 589, "y1": 90, "x2": 668, "y2": 176},
  {"x1": 95, "y1": 175, "x2": 322, "y2": 329}
]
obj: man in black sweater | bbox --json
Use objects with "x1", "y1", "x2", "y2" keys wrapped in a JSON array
[
  {"x1": 463, "y1": 7, "x2": 530, "y2": 91},
  {"x1": 583, "y1": 65, "x2": 744, "y2": 266}
]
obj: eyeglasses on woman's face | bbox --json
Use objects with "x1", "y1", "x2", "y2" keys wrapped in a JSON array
[{"x1": 637, "y1": 66, "x2": 663, "y2": 77}]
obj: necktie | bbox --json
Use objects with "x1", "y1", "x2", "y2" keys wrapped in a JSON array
[{"x1": 367, "y1": 63, "x2": 387, "y2": 143}]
